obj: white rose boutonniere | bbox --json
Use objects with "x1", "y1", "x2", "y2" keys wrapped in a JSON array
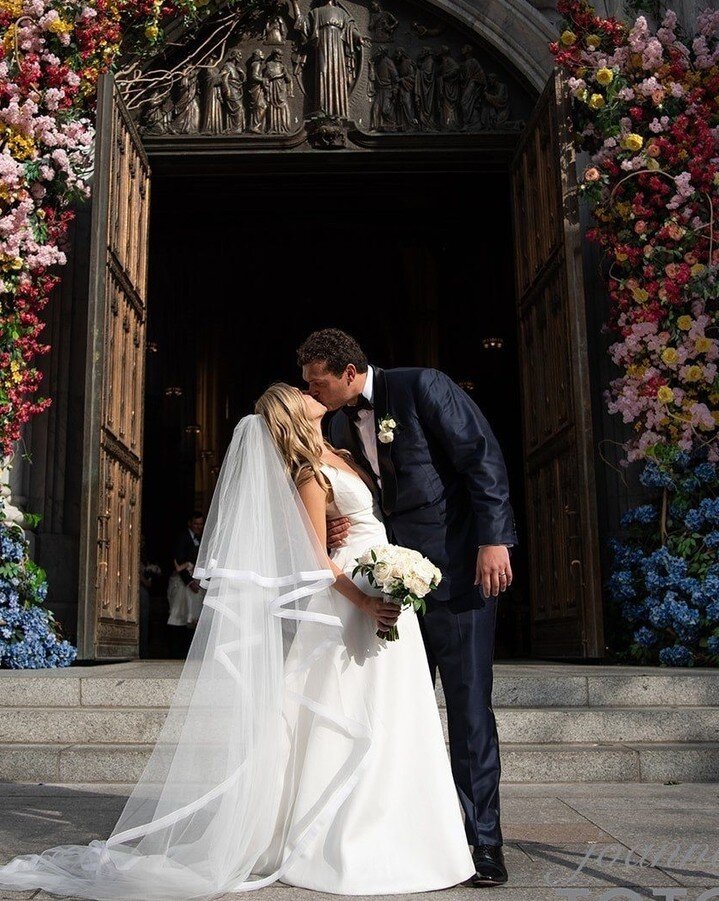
[{"x1": 377, "y1": 415, "x2": 397, "y2": 444}]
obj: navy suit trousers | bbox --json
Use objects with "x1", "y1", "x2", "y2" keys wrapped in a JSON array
[{"x1": 417, "y1": 588, "x2": 502, "y2": 847}]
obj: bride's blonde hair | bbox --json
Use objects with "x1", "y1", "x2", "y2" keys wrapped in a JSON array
[{"x1": 255, "y1": 382, "x2": 346, "y2": 495}]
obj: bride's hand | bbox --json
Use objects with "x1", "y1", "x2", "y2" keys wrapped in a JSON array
[{"x1": 360, "y1": 595, "x2": 401, "y2": 629}]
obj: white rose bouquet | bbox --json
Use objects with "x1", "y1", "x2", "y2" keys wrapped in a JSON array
[{"x1": 353, "y1": 544, "x2": 442, "y2": 641}]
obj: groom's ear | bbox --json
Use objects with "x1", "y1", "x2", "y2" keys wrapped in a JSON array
[{"x1": 345, "y1": 364, "x2": 358, "y2": 385}]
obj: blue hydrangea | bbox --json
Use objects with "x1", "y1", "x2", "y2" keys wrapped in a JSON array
[
  {"x1": 0, "y1": 533, "x2": 24, "y2": 563},
  {"x1": 634, "y1": 626, "x2": 657, "y2": 648},
  {"x1": 607, "y1": 569, "x2": 636, "y2": 602},
  {"x1": 659, "y1": 645, "x2": 694, "y2": 666},
  {"x1": 0, "y1": 520, "x2": 76, "y2": 670},
  {"x1": 675, "y1": 450, "x2": 691, "y2": 469},
  {"x1": 640, "y1": 462, "x2": 676, "y2": 490},
  {"x1": 622, "y1": 599, "x2": 647, "y2": 622},
  {"x1": 695, "y1": 462, "x2": 717, "y2": 483},
  {"x1": 0, "y1": 604, "x2": 77, "y2": 669},
  {"x1": 698, "y1": 497, "x2": 719, "y2": 526},
  {"x1": 621, "y1": 504, "x2": 659, "y2": 527},
  {"x1": 707, "y1": 600, "x2": 719, "y2": 622},
  {"x1": 684, "y1": 507, "x2": 705, "y2": 530},
  {"x1": 707, "y1": 636, "x2": 719, "y2": 656}
]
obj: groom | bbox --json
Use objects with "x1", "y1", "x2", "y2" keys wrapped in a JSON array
[{"x1": 298, "y1": 328, "x2": 518, "y2": 887}]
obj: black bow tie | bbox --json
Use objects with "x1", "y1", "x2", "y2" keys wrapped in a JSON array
[{"x1": 343, "y1": 394, "x2": 373, "y2": 423}]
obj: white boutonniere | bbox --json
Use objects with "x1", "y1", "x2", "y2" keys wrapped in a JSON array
[{"x1": 377, "y1": 415, "x2": 397, "y2": 444}]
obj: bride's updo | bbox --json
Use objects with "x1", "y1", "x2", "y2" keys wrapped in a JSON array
[{"x1": 255, "y1": 383, "x2": 333, "y2": 494}]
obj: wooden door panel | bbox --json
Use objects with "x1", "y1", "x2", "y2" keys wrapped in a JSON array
[
  {"x1": 78, "y1": 73, "x2": 150, "y2": 659},
  {"x1": 511, "y1": 69, "x2": 603, "y2": 658}
]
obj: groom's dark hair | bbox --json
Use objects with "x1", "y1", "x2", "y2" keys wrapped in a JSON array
[{"x1": 297, "y1": 328, "x2": 369, "y2": 376}]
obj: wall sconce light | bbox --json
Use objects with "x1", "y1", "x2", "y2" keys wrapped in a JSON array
[
  {"x1": 457, "y1": 379, "x2": 476, "y2": 394},
  {"x1": 184, "y1": 423, "x2": 201, "y2": 436},
  {"x1": 147, "y1": 342, "x2": 158, "y2": 354},
  {"x1": 165, "y1": 386, "x2": 183, "y2": 397},
  {"x1": 481, "y1": 336, "x2": 505, "y2": 351}
]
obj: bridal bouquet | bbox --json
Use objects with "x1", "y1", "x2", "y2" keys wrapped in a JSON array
[{"x1": 353, "y1": 545, "x2": 442, "y2": 641}]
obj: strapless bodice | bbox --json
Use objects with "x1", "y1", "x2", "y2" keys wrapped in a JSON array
[{"x1": 320, "y1": 464, "x2": 387, "y2": 574}]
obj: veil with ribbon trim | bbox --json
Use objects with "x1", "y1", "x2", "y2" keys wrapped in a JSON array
[{"x1": 0, "y1": 414, "x2": 373, "y2": 900}]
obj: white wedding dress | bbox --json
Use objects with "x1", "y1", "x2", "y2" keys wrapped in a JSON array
[
  {"x1": 267, "y1": 463, "x2": 475, "y2": 893},
  {"x1": 0, "y1": 419, "x2": 474, "y2": 899}
]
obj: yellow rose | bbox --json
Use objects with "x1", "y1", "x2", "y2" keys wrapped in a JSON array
[
  {"x1": 560, "y1": 30, "x2": 577, "y2": 46},
  {"x1": 657, "y1": 386, "x2": 674, "y2": 404},
  {"x1": 588, "y1": 93, "x2": 605, "y2": 109},
  {"x1": 695, "y1": 336, "x2": 713, "y2": 353},
  {"x1": 646, "y1": 158, "x2": 660, "y2": 170},
  {"x1": 677, "y1": 315, "x2": 693, "y2": 331},
  {"x1": 684, "y1": 365, "x2": 702, "y2": 382},
  {"x1": 714, "y1": 173, "x2": 719, "y2": 187},
  {"x1": 709, "y1": 392, "x2": 719, "y2": 405},
  {"x1": 596, "y1": 67, "x2": 614, "y2": 85},
  {"x1": 631, "y1": 286, "x2": 649, "y2": 303},
  {"x1": 145, "y1": 23, "x2": 159, "y2": 40},
  {"x1": 661, "y1": 347, "x2": 679, "y2": 365},
  {"x1": 574, "y1": 87, "x2": 588, "y2": 102},
  {"x1": 586, "y1": 34, "x2": 601, "y2": 49},
  {"x1": 47, "y1": 17, "x2": 73, "y2": 34},
  {"x1": 621, "y1": 133, "x2": 644, "y2": 152},
  {"x1": 691, "y1": 263, "x2": 707, "y2": 277},
  {"x1": 616, "y1": 250, "x2": 628, "y2": 262},
  {"x1": 712, "y1": 411, "x2": 719, "y2": 424}
]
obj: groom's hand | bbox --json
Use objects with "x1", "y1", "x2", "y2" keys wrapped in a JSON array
[
  {"x1": 327, "y1": 516, "x2": 351, "y2": 548},
  {"x1": 475, "y1": 545, "x2": 512, "y2": 598}
]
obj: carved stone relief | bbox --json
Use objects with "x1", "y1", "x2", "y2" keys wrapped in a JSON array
[{"x1": 127, "y1": 0, "x2": 531, "y2": 146}]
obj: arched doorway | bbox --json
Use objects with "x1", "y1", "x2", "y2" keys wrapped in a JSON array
[{"x1": 74, "y1": 0, "x2": 604, "y2": 661}]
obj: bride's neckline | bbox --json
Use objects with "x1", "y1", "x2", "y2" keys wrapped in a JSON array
[{"x1": 320, "y1": 461, "x2": 368, "y2": 490}]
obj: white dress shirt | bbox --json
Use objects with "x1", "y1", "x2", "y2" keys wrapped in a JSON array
[{"x1": 354, "y1": 366, "x2": 381, "y2": 487}]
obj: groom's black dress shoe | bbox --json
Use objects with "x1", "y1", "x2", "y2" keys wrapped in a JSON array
[{"x1": 464, "y1": 845, "x2": 508, "y2": 887}]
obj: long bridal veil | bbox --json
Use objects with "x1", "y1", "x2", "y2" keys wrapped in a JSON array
[{"x1": 0, "y1": 414, "x2": 372, "y2": 900}]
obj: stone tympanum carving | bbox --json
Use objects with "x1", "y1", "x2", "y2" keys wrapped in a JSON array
[
  {"x1": 393, "y1": 47, "x2": 417, "y2": 130},
  {"x1": 220, "y1": 47, "x2": 246, "y2": 132},
  {"x1": 199, "y1": 52, "x2": 225, "y2": 134},
  {"x1": 247, "y1": 49, "x2": 269, "y2": 133},
  {"x1": 264, "y1": 13, "x2": 288, "y2": 44},
  {"x1": 369, "y1": 47, "x2": 399, "y2": 130},
  {"x1": 129, "y1": 0, "x2": 529, "y2": 143},
  {"x1": 265, "y1": 49, "x2": 294, "y2": 133},
  {"x1": 368, "y1": 1, "x2": 399, "y2": 42},
  {"x1": 291, "y1": 0, "x2": 365, "y2": 118}
]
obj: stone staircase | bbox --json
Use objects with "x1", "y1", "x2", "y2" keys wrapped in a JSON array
[{"x1": 0, "y1": 661, "x2": 717, "y2": 784}]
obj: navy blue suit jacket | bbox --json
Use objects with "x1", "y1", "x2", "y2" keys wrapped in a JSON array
[{"x1": 327, "y1": 366, "x2": 518, "y2": 602}]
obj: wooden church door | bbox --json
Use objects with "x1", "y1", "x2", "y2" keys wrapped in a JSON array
[
  {"x1": 510, "y1": 70, "x2": 604, "y2": 658},
  {"x1": 77, "y1": 72, "x2": 151, "y2": 659}
]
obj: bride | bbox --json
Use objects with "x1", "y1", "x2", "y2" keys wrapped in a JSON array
[{"x1": 0, "y1": 384, "x2": 475, "y2": 899}]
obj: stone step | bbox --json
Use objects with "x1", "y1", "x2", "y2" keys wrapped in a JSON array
[
  {"x1": 2, "y1": 741, "x2": 717, "y2": 784},
  {"x1": 2, "y1": 705, "x2": 718, "y2": 745},
  {"x1": 1, "y1": 663, "x2": 719, "y2": 708}
]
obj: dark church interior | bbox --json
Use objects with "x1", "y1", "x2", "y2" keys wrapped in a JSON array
[{"x1": 141, "y1": 156, "x2": 530, "y2": 656}]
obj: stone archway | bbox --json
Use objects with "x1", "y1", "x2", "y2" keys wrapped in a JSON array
[{"x1": 421, "y1": 0, "x2": 556, "y2": 91}]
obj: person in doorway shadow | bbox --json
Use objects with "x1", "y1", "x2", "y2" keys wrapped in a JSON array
[{"x1": 166, "y1": 511, "x2": 206, "y2": 658}]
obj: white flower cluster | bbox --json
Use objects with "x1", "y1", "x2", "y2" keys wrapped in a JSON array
[
  {"x1": 356, "y1": 544, "x2": 442, "y2": 599},
  {"x1": 377, "y1": 416, "x2": 396, "y2": 444}
]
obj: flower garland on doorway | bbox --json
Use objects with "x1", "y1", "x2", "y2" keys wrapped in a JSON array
[
  {"x1": 552, "y1": 1, "x2": 719, "y2": 665},
  {"x1": 0, "y1": 0, "x2": 254, "y2": 667}
]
